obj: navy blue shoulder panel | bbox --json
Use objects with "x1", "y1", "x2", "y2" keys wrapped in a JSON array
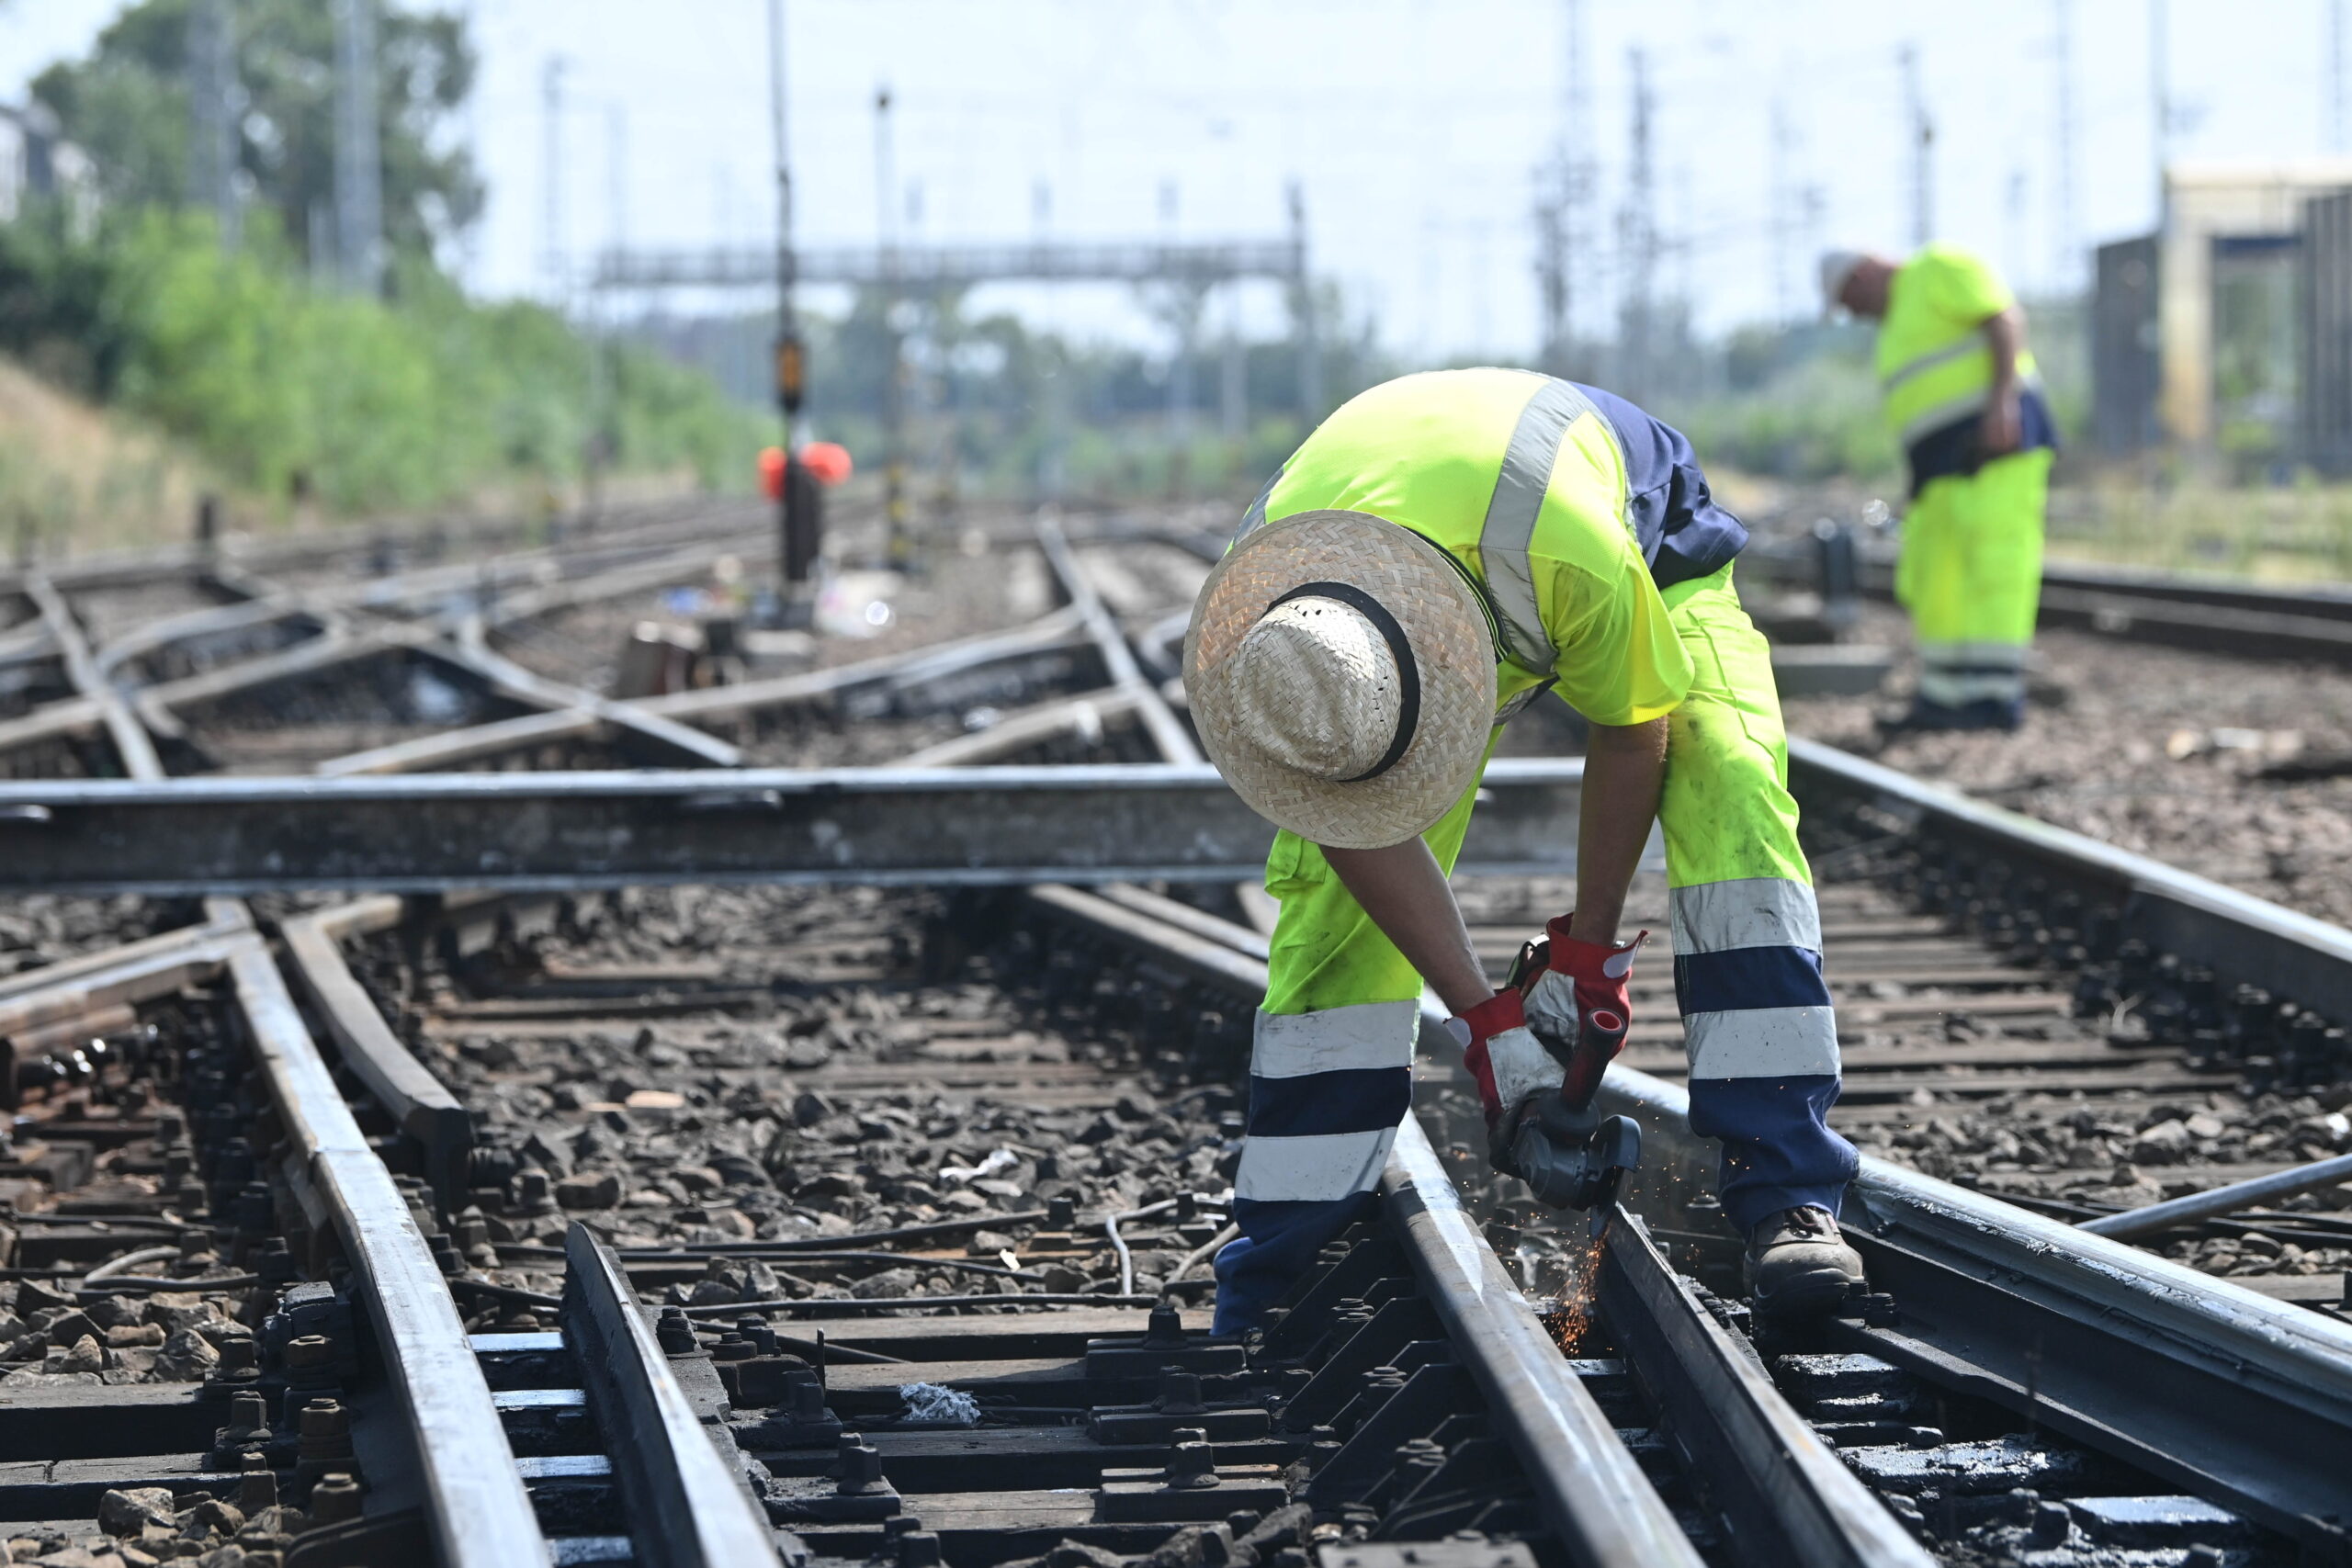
[{"x1": 1570, "y1": 383, "x2": 1749, "y2": 592}]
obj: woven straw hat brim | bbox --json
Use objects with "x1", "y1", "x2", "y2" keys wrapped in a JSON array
[{"x1": 1183, "y1": 510, "x2": 1497, "y2": 850}]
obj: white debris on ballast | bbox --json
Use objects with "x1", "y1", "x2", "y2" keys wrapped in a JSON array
[{"x1": 899, "y1": 1382, "x2": 981, "y2": 1426}]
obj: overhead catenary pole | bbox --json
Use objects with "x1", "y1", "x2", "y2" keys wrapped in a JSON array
[
  {"x1": 1287, "y1": 181, "x2": 1319, "y2": 422},
  {"x1": 768, "y1": 0, "x2": 819, "y2": 593},
  {"x1": 2330, "y1": 0, "x2": 2347, "y2": 152},
  {"x1": 2150, "y1": 0, "x2": 2171, "y2": 221},
  {"x1": 541, "y1": 57, "x2": 568, "y2": 299},
  {"x1": 2052, "y1": 0, "x2": 2078, "y2": 291},
  {"x1": 1615, "y1": 47, "x2": 1656, "y2": 403},
  {"x1": 1902, "y1": 43, "x2": 1934, "y2": 249},
  {"x1": 876, "y1": 86, "x2": 910, "y2": 568},
  {"x1": 332, "y1": 0, "x2": 384, "y2": 294},
  {"x1": 1534, "y1": 0, "x2": 1589, "y2": 374},
  {"x1": 187, "y1": 0, "x2": 240, "y2": 248},
  {"x1": 1770, "y1": 96, "x2": 1793, "y2": 323}
]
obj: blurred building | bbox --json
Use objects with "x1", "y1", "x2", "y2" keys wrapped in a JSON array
[{"x1": 2095, "y1": 159, "x2": 2352, "y2": 476}]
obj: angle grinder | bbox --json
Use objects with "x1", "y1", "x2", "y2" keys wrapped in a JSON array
[{"x1": 1499, "y1": 946, "x2": 1644, "y2": 1235}]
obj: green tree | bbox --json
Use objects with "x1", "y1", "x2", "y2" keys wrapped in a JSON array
[{"x1": 30, "y1": 0, "x2": 480, "y2": 270}]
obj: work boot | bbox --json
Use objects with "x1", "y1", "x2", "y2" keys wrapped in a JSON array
[
  {"x1": 1878, "y1": 695, "x2": 2023, "y2": 736},
  {"x1": 1745, "y1": 1205, "x2": 1866, "y2": 1318}
]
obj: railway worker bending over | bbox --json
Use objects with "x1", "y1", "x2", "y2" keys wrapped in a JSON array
[{"x1": 1182, "y1": 368, "x2": 1865, "y2": 1335}]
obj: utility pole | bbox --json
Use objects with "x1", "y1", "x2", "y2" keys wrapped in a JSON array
[
  {"x1": 2052, "y1": 0, "x2": 2078, "y2": 291},
  {"x1": 1288, "y1": 182, "x2": 1321, "y2": 422},
  {"x1": 541, "y1": 57, "x2": 567, "y2": 300},
  {"x1": 583, "y1": 101, "x2": 628, "y2": 524},
  {"x1": 1034, "y1": 180, "x2": 1067, "y2": 502},
  {"x1": 2330, "y1": 0, "x2": 2347, "y2": 152},
  {"x1": 2150, "y1": 0, "x2": 2171, "y2": 222},
  {"x1": 332, "y1": 0, "x2": 383, "y2": 294},
  {"x1": 187, "y1": 0, "x2": 240, "y2": 248},
  {"x1": 1770, "y1": 96, "x2": 1793, "y2": 324},
  {"x1": 1534, "y1": 0, "x2": 1589, "y2": 375},
  {"x1": 1902, "y1": 43, "x2": 1934, "y2": 248},
  {"x1": 1159, "y1": 179, "x2": 1193, "y2": 455},
  {"x1": 768, "y1": 0, "x2": 818, "y2": 596},
  {"x1": 1616, "y1": 47, "x2": 1656, "y2": 403},
  {"x1": 875, "y1": 85, "x2": 910, "y2": 567}
]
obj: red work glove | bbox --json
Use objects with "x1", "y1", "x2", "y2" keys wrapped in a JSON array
[
  {"x1": 1513, "y1": 916, "x2": 1646, "y2": 1111},
  {"x1": 1445, "y1": 989, "x2": 1562, "y2": 1148}
]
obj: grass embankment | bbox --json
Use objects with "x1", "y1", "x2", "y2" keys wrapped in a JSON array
[{"x1": 0, "y1": 209, "x2": 766, "y2": 558}]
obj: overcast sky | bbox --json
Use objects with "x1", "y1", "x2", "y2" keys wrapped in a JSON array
[{"x1": 5, "y1": 0, "x2": 2348, "y2": 360}]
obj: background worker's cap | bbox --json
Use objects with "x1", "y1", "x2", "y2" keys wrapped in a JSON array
[
  {"x1": 1183, "y1": 511, "x2": 1497, "y2": 850},
  {"x1": 1818, "y1": 249, "x2": 1866, "y2": 317}
]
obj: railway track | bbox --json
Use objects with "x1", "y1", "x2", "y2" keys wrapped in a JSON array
[
  {"x1": 1748, "y1": 529, "x2": 2352, "y2": 664},
  {"x1": 0, "y1": 507, "x2": 2347, "y2": 1564}
]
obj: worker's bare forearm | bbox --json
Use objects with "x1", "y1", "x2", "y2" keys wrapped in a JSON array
[
  {"x1": 1982, "y1": 306, "x2": 2026, "y2": 393},
  {"x1": 1322, "y1": 838, "x2": 1493, "y2": 1016},
  {"x1": 1566, "y1": 716, "x2": 1669, "y2": 945}
]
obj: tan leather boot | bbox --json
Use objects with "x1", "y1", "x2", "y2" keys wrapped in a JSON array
[{"x1": 1746, "y1": 1204, "x2": 1866, "y2": 1317}]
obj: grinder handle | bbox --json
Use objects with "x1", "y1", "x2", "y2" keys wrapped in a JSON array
[{"x1": 1560, "y1": 1009, "x2": 1626, "y2": 1112}]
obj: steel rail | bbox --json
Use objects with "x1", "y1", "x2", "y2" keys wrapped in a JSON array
[
  {"x1": 1027, "y1": 881, "x2": 1714, "y2": 1566},
  {"x1": 1053, "y1": 874, "x2": 2352, "y2": 1550},
  {"x1": 639, "y1": 604, "x2": 1091, "y2": 727},
  {"x1": 898, "y1": 689, "x2": 1145, "y2": 765},
  {"x1": 337, "y1": 604, "x2": 1094, "y2": 773},
  {"x1": 1595, "y1": 1058, "x2": 2352, "y2": 1553},
  {"x1": 278, "y1": 900, "x2": 476, "y2": 1204},
  {"x1": 38, "y1": 563, "x2": 555, "y2": 1562},
  {"x1": 1594, "y1": 1206, "x2": 1934, "y2": 1568},
  {"x1": 0, "y1": 760, "x2": 1588, "y2": 892},
  {"x1": 445, "y1": 620, "x2": 741, "y2": 769},
  {"x1": 27, "y1": 574, "x2": 164, "y2": 781},
  {"x1": 1788, "y1": 734, "x2": 2352, "y2": 1024},
  {"x1": 561, "y1": 1223, "x2": 785, "y2": 1567},
  {"x1": 92, "y1": 592, "x2": 332, "y2": 680},
  {"x1": 1035, "y1": 513, "x2": 1203, "y2": 764},
  {"x1": 1753, "y1": 541, "x2": 2352, "y2": 660},
  {"x1": 226, "y1": 935, "x2": 551, "y2": 1565},
  {"x1": 0, "y1": 493, "x2": 771, "y2": 599}
]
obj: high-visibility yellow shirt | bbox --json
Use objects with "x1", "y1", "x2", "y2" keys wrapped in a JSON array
[
  {"x1": 1876, "y1": 243, "x2": 2039, "y2": 449},
  {"x1": 1247, "y1": 368, "x2": 1712, "y2": 727}
]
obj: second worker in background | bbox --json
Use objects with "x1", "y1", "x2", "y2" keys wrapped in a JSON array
[{"x1": 1825, "y1": 243, "x2": 2057, "y2": 731}]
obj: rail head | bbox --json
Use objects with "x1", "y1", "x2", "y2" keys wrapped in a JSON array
[
  {"x1": 1596, "y1": 1206, "x2": 1933, "y2": 1568},
  {"x1": 1383, "y1": 1119, "x2": 1703, "y2": 1568},
  {"x1": 1596, "y1": 1058, "x2": 2352, "y2": 1553},
  {"x1": 561, "y1": 1223, "x2": 784, "y2": 1568},
  {"x1": 1789, "y1": 734, "x2": 2352, "y2": 1022},
  {"x1": 227, "y1": 939, "x2": 549, "y2": 1567}
]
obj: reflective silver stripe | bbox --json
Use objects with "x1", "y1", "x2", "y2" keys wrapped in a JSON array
[
  {"x1": 1234, "y1": 1126, "x2": 1397, "y2": 1202},
  {"x1": 1917, "y1": 641, "x2": 2029, "y2": 670},
  {"x1": 1232, "y1": 463, "x2": 1286, "y2": 544},
  {"x1": 1477, "y1": 377, "x2": 1596, "y2": 676},
  {"x1": 1684, "y1": 1007, "x2": 1840, "y2": 1078},
  {"x1": 1251, "y1": 1000, "x2": 1418, "y2": 1079},
  {"x1": 1897, "y1": 371, "x2": 2045, "y2": 448},
  {"x1": 1917, "y1": 668, "x2": 2026, "y2": 705},
  {"x1": 1880, "y1": 334, "x2": 1985, "y2": 394},
  {"x1": 1668, "y1": 877, "x2": 1822, "y2": 955}
]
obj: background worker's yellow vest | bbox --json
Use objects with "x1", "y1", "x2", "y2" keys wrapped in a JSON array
[{"x1": 1875, "y1": 244, "x2": 2040, "y2": 452}]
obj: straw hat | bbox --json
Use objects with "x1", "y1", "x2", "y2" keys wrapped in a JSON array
[{"x1": 1183, "y1": 510, "x2": 1497, "y2": 850}]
